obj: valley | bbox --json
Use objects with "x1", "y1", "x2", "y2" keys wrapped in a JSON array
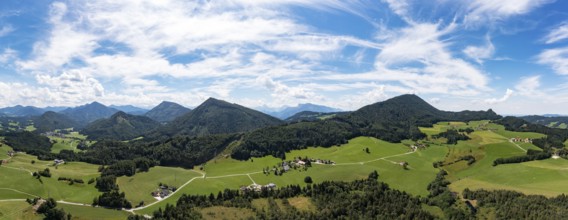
[{"x1": 2, "y1": 118, "x2": 568, "y2": 219}]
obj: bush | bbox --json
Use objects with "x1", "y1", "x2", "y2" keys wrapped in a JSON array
[{"x1": 304, "y1": 176, "x2": 313, "y2": 184}]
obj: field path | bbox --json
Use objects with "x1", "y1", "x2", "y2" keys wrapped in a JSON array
[
  {"x1": 57, "y1": 200, "x2": 91, "y2": 207},
  {"x1": 508, "y1": 140, "x2": 528, "y2": 153},
  {"x1": 0, "y1": 199, "x2": 26, "y2": 202},
  {"x1": 332, "y1": 151, "x2": 415, "y2": 166},
  {"x1": 1, "y1": 165, "x2": 34, "y2": 175},
  {"x1": 0, "y1": 188, "x2": 38, "y2": 197}
]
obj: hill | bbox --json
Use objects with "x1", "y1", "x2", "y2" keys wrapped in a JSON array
[
  {"x1": 110, "y1": 105, "x2": 148, "y2": 115},
  {"x1": 33, "y1": 111, "x2": 80, "y2": 133},
  {"x1": 157, "y1": 98, "x2": 283, "y2": 137},
  {"x1": 82, "y1": 111, "x2": 161, "y2": 140},
  {"x1": 60, "y1": 102, "x2": 119, "y2": 125},
  {"x1": 0, "y1": 105, "x2": 46, "y2": 117},
  {"x1": 233, "y1": 94, "x2": 501, "y2": 159},
  {"x1": 267, "y1": 103, "x2": 342, "y2": 119},
  {"x1": 144, "y1": 101, "x2": 191, "y2": 122},
  {"x1": 520, "y1": 115, "x2": 568, "y2": 129},
  {"x1": 285, "y1": 111, "x2": 349, "y2": 122}
]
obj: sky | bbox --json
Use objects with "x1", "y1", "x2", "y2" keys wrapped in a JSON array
[{"x1": 0, "y1": 0, "x2": 568, "y2": 115}]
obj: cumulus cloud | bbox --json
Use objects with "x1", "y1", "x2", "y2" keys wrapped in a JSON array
[
  {"x1": 544, "y1": 22, "x2": 568, "y2": 44},
  {"x1": 35, "y1": 71, "x2": 105, "y2": 103},
  {"x1": 537, "y1": 47, "x2": 568, "y2": 75},
  {"x1": 484, "y1": 89, "x2": 513, "y2": 104}
]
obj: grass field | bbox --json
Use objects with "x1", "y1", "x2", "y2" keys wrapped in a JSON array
[
  {"x1": 4, "y1": 120, "x2": 568, "y2": 218},
  {"x1": 0, "y1": 146, "x2": 101, "y2": 204},
  {"x1": 58, "y1": 204, "x2": 131, "y2": 220},
  {"x1": 117, "y1": 166, "x2": 203, "y2": 205},
  {"x1": 0, "y1": 201, "x2": 39, "y2": 220}
]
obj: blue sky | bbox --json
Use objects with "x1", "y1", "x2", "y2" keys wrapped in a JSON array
[{"x1": 0, "y1": 0, "x2": 568, "y2": 115}]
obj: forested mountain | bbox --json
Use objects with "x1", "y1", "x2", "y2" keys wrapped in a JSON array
[
  {"x1": 267, "y1": 103, "x2": 342, "y2": 119},
  {"x1": 155, "y1": 98, "x2": 283, "y2": 137},
  {"x1": 82, "y1": 111, "x2": 161, "y2": 140},
  {"x1": 109, "y1": 105, "x2": 148, "y2": 115},
  {"x1": 144, "y1": 101, "x2": 191, "y2": 122},
  {"x1": 520, "y1": 115, "x2": 568, "y2": 129},
  {"x1": 33, "y1": 111, "x2": 80, "y2": 133},
  {"x1": 285, "y1": 111, "x2": 348, "y2": 122},
  {"x1": 233, "y1": 94, "x2": 500, "y2": 159},
  {"x1": 0, "y1": 105, "x2": 46, "y2": 117},
  {"x1": 60, "y1": 102, "x2": 119, "y2": 125}
]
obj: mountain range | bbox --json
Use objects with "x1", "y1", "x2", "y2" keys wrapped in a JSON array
[{"x1": 261, "y1": 103, "x2": 343, "y2": 119}]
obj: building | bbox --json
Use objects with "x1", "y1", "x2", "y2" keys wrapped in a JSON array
[{"x1": 53, "y1": 159, "x2": 65, "y2": 165}]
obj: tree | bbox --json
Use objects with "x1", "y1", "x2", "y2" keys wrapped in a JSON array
[
  {"x1": 368, "y1": 170, "x2": 379, "y2": 180},
  {"x1": 365, "y1": 147, "x2": 370, "y2": 154},
  {"x1": 304, "y1": 176, "x2": 313, "y2": 184}
]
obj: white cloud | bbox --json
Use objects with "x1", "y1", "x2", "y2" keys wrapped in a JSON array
[
  {"x1": 256, "y1": 75, "x2": 319, "y2": 101},
  {"x1": 35, "y1": 71, "x2": 105, "y2": 104},
  {"x1": 514, "y1": 75, "x2": 543, "y2": 97},
  {"x1": 463, "y1": 35, "x2": 495, "y2": 64},
  {"x1": 0, "y1": 48, "x2": 17, "y2": 63},
  {"x1": 372, "y1": 22, "x2": 489, "y2": 96},
  {"x1": 381, "y1": 0, "x2": 411, "y2": 22},
  {"x1": 0, "y1": 24, "x2": 14, "y2": 37},
  {"x1": 537, "y1": 47, "x2": 568, "y2": 75},
  {"x1": 464, "y1": 0, "x2": 553, "y2": 27},
  {"x1": 17, "y1": 2, "x2": 98, "y2": 72},
  {"x1": 484, "y1": 89, "x2": 513, "y2": 104},
  {"x1": 544, "y1": 22, "x2": 568, "y2": 44}
]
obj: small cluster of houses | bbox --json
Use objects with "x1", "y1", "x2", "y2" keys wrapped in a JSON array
[
  {"x1": 510, "y1": 137, "x2": 532, "y2": 143},
  {"x1": 269, "y1": 158, "x2": 335, "y2": 175},
  {"x1": 7, "y1": 151, "x2": 15, "y2": 157},
  {"x1": 240, "y1": 183, "x2": 277, "y2": 192},
  {"x1": 41, "y1": 131, "x2": 65, "y2": 138},
  {"x1": 410, "y1": 143, "x2": 427, "y2": 151},
  {"x1": 151, "y1": 185, "x2": 174, "y2": 199}
]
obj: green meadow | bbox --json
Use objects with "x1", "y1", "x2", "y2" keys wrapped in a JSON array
[{"x1": 117, "y1": 166, "x2": 203, "y2": 206}]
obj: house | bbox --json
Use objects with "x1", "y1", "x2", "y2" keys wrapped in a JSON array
[
  {"x1": 160, "y1": 189, "x2": 170, "y2": 197},
  {"x1": 53, "y1": 159, "x2": 65, "y2": 165},
  {"x1": 283, "y1": 165, "x2": 290, "y2": 172},
  {"x1": 297, "y1": 160, "x2": 306, "y2": 165},
  {"x1": 266, "y1": 183, "x2": 277, "y2": 189},
  {"x1": 7, "y1": 151, "x2": 15, "y2": 157}
]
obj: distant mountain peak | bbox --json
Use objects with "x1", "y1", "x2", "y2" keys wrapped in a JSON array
[
  {"x1": 154, "y1": 97, "x2": 283, "y2": 137},
  {"x1": 145, "y1": 101, "x2": 191, "y2": 123}
]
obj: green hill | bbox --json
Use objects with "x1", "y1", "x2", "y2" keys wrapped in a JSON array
[
  {"x1": 233, "y1": 94, "x2": 501, "y2": 159},
  {"x1": 144, "y1": 101, "x2": 191, "y2": 122},
  {"x1": 520, "y1": 115, "x2": 568, "y2": 129},
  {"x1": 82, "y1": 111, "x2": 161, "y2": 140},
  {"x1": 33, "y1": 111, "x2": 80, "y2": 133},
  {"x1": 156, "y1": 98, "x2": 283, "y2": 137},
  {"x1": 285, "y1": 111, "x2": 348, "y2": 122}
]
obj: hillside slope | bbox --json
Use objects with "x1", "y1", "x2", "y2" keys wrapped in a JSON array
[
  {"x1": 33, "y1": 111, "x2": 80, "y2": 133},
  {"x1": 233, "y1": 94, "x2": 500, "y2": 159},
  {"x1": 82, "y1": 111, "x2": 161, "y2": 140},
  {"x1": 157, "y1": 98, "x2": 283, "y2": 137}
]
